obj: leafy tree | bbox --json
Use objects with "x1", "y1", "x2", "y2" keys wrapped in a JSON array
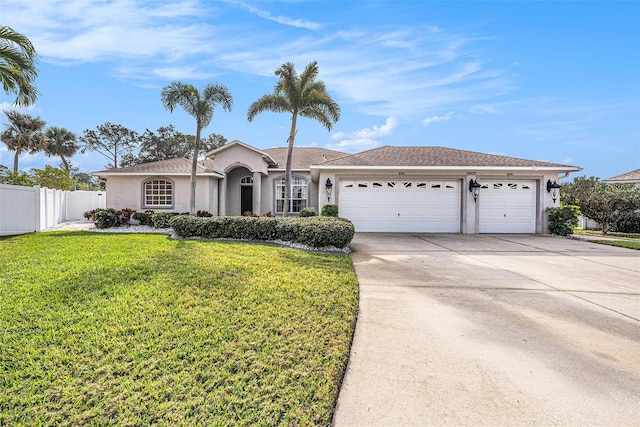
[
  {"x1": 161, "y1": 82, "x2": 233, "y2": 215},
  {"x1": 561, "y1": 176, "x2": 640, "y2": 233},
  {"x1": 80, "y1": 122, "x2": 138, "y2": 169},
  {"x1": 247, "y1": 61, "x2": 340, "y2": 216},
  {"x1": 201, "y1": 133, "x2": 227, "y2": 154},
  {"x1": 44, "y1": 126, "x2": 78, "y2": 171},
  {"x1": 4, "y1": 170, "x2": 33, "y2": 186},
  {"x1": 72, "y1": 171, "x2": 102, "y2": 191},
  {"x1": 0, "y1": 164, "x2": 9, "y2": 183},
  {"x1": 119, "y1": 125, "x2": 227, "y2": 167},
  {"x1": 0, "y1": 26, "x2": 38, "y2": 107},
  {"x1": 0, "y1": 110, "x2": 46, "y2": 172},
  {"x1": 30, "y1": 165, "x2": 77, "y2": 190},
  {"x1": 120, "y1": 125, "x2": 192, "y2": 167}
]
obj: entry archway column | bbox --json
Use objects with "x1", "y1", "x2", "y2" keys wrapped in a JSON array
[
  {"x1": 219, "y1": 178, "x2": 227, "y2": 216},
  {"x1": 252, "y1": 172, "x2": 262, "y2": 216}
]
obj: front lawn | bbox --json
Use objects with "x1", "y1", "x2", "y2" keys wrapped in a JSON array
[
  {"x1": 573, "y1": 229, "x2": 640, "y2": 250},
  {"x1": 0, "y1": 232, "x2": 359, "y2": 426}
]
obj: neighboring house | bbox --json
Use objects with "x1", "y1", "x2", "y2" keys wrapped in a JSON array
[
  {"x1": 92, "y1": 140, "x2": 581, "y2": 234},
  {"x1": 603, "y1": 169, "x2": 640, "y2": 187}
]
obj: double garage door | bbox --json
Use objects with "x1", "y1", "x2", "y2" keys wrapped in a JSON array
[
  {"x1": 339, "y1": 179, "x2": 461, "y2": 232},
  {"x1": 339, "y1": 179, "x2": 536, "y2": 233}
]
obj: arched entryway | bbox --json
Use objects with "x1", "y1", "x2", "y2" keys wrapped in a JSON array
[{"x1": 223, "y1": 166, "x2": 262, "y2": 216}]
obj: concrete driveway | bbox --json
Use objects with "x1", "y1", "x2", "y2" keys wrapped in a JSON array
[{"x1": 333, "y1": 234, "x2": 640, "y2": 426}]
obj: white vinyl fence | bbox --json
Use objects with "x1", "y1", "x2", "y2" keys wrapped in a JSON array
[{"x1": 0, "y1": 184, "x2": 105, "y2": 236}]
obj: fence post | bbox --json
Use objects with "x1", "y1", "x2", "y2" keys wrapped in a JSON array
[{"x1": 34, "y1": 185, "x2": 42, "y2": 231}]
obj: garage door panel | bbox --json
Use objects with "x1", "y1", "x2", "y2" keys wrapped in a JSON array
[
  {"x1": 479, "y1": 181, "x2": 536, "y2": 233},
  {"x1": 340, "y1": 180, "x2": 461, "y2": 233}
]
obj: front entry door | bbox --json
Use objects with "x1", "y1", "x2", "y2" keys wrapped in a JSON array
[{"x1": 241, "y1": 186, "x2": 253, "y2": 215}]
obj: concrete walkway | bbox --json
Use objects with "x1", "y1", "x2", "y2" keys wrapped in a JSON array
[{"x1": 333, "y1": 234, "x2": 640, "y2": 426}]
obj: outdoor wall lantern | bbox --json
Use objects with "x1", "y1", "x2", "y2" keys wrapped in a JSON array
[
  {"x1": 547, "y1": 180, "x2": 561, "y2": 203},
  {"x1": 325, "y1": 178, "x2": 333, "y2": 202},
  {"x1": 468, "y1": 179, "x2": 481, "y2": 203}
]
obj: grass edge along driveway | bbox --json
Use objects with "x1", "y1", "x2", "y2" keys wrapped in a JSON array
[{"x1": 0, "y1": 231, "x2": 359, "y2": 426}]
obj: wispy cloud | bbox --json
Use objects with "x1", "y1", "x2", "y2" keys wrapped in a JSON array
[
  {"x1": 327, "y1": 117, "x2": 398, "y2": 152},
  {"x1": 228, "y1": 0, "x2": 324, "y2": 30},
  {"x1": 2, "y1": 0, "x2": 514, "y2": 120},
  {"x1": 423, "y1": 111, "x2": 454, "y2": 126}
]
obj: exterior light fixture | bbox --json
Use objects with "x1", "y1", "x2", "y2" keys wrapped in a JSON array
[
  {"x1": 547, "y1": 180, "x2": 561, "y2": 203},
  {"x1": 325, "y1": 178, "x2": 333, "y2": 202},
  {"x1": 469, "y1": 179, "x2": 481, "y2": 203}
]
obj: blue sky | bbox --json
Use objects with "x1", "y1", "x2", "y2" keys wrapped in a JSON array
[{"x1": 1, "y1": 0, "x2": 639, "y2": 180}]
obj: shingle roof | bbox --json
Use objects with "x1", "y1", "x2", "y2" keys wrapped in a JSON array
[
  {"x1": 603, "y1": 169, "x2": 640, "y2": 183},
  {"x1": 93, "y1": 157, "x2": 219, "y2": 175},
  {"x1": 316, "y1": 146, "x2": 578, "y2": 168},
  {"x1": 263, "y1": 147, "x2": 349, "y2": 169}
]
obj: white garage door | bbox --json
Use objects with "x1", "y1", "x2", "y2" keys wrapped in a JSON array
[
  {"x1": 479, "y1": 181, "x2": 536, "y2": 233},
  {"x1": 339, "y1": 179, "x2": 461, "y2": 232}
]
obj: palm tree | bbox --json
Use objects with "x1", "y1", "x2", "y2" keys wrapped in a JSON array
[
  {"x1": 0, "y1": 26, "x2": 38, "y2": 107},
  {"x1": 0, "y1": 110, "x2": 46, "y2": 172},
  {"x1": 247, "y1": 61, "x2": 340, "y2": 216},
  {"x1": 161, "y1": 82, "x2": 233, "y2": 215},
  {"x1": 45, "y1": 126, "x2": 78, "y2": 171}
]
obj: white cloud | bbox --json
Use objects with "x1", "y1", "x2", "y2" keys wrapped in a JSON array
[
  {"x1": 227, "y1": 0, "x2": 324, "y2": 30},
  {"x1": 327, "y1": 117, "x2": 397, "y2": 152},
  {"x1": 332, "y1": 117, "x2": 398, "y2": 140},
  {"x1": 423, "y1": 111, "x2": 454, "y2": 126},
  {"x1": 2, "y1": 0, "x2": 515, "y2": 115}
]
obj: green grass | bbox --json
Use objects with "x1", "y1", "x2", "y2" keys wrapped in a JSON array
[
  {"x1": 586, "y1": 239, "x2": 640, "y2": 250},
  {"x1": 573, "y1": 229, "x2": 640, "y2": 250},
  {"x1": 0, "y1": 232, "x2": 359, "y2": 426}
]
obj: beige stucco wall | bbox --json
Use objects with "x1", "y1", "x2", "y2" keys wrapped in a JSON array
[
  {"x1": 212, "y1": 144, "x2": 271, "y2": 175},
  {"x1": 105, "y1": 175, "x2": 218, "y2": 213}
]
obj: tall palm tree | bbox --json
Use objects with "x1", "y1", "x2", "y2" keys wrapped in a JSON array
[
  {"x1": 45, "y1": 126, "x2": 78, "y2": 171},
  {"x1": 247, "y1": 61, "x2": 340, "y2": 216},
  {"x1": 161, "y1": 82, "x2": 233, "y2": 215},
  {"x1": 0, "y1": 110, "x2": 46, "y2": 172},
  {"x1": 0, "y1": 26, "x2": 38, "y2": 107}
]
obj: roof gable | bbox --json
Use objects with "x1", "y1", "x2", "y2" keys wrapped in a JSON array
[
  {"x1": 604, "y1": 168, "x2": 640, "y2": 183},
  {"x1": 263, "y1": 147, "x2": 349, "y2": 169}
]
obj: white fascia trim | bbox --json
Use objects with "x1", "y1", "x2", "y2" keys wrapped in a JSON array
[
  {"x1": 311, "y1": 165, "x2": 582, "y2": 172},
  {"x1": 91, "y1": 172, "x2": 224, "y2": 178}
]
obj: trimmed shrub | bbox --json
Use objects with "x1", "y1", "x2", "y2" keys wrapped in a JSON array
[
  {"x1": 196, "y1": 210, "x2": 213, "y2": 217},
  {"x1": 93, "y1": 208, "x2": 120, "y2": 229},
  {"x1": 170, "y1": 215, "x2": 355, "y2": 248},
  {"x1": 152, "y1": 211, "x2": 178, "y2": 228},
  {"x1": 132, "y1": 210, "x2": 154, "y2": 226},
  {"x1": 299, "y1": 207, "x2": 317, "y2": 217},
  {"x1": 547, "y1": 205, "x2": 580, "y2": 236},
  {"x1": 321, "y1": 204, "x2": 339, "y2": 217}
]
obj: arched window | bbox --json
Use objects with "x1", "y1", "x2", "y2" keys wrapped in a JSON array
[
  {"x1": 240, "y1": 176, "x2": 253, "y2": 184},
  {"x1": 275, "y1": 177, "x2": 308, "y2": 214},
  {"x1": 143, "y1": 178, "x2": 173, "y2": 208}
]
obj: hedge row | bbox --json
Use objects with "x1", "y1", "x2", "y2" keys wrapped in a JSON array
[{"x1": 169, "y1": 215, "x2": 355, "y2": 249}]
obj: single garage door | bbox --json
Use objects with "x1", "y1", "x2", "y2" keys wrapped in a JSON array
[
  {"x1": 479, "y1": 181, "x2": 536, "y2": 233},
  {"x1": 339, "y1": 179, "x2": 461, "y2": 232}
]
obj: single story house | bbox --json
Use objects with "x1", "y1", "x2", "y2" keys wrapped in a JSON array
[
  {"x1": 92, "y1": 140, "x2": 581, "y2": 234},
  {"x1": 603, "y1": 169, "x2": 640, "y2": 187}
]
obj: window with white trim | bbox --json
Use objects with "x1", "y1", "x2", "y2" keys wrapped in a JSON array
[
  {"x1": 143, "y1": 179, "x2": 173, "y2": 208},
  {"x1": 275, "y1": 177, "x2": 308, "y2": 213}
]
